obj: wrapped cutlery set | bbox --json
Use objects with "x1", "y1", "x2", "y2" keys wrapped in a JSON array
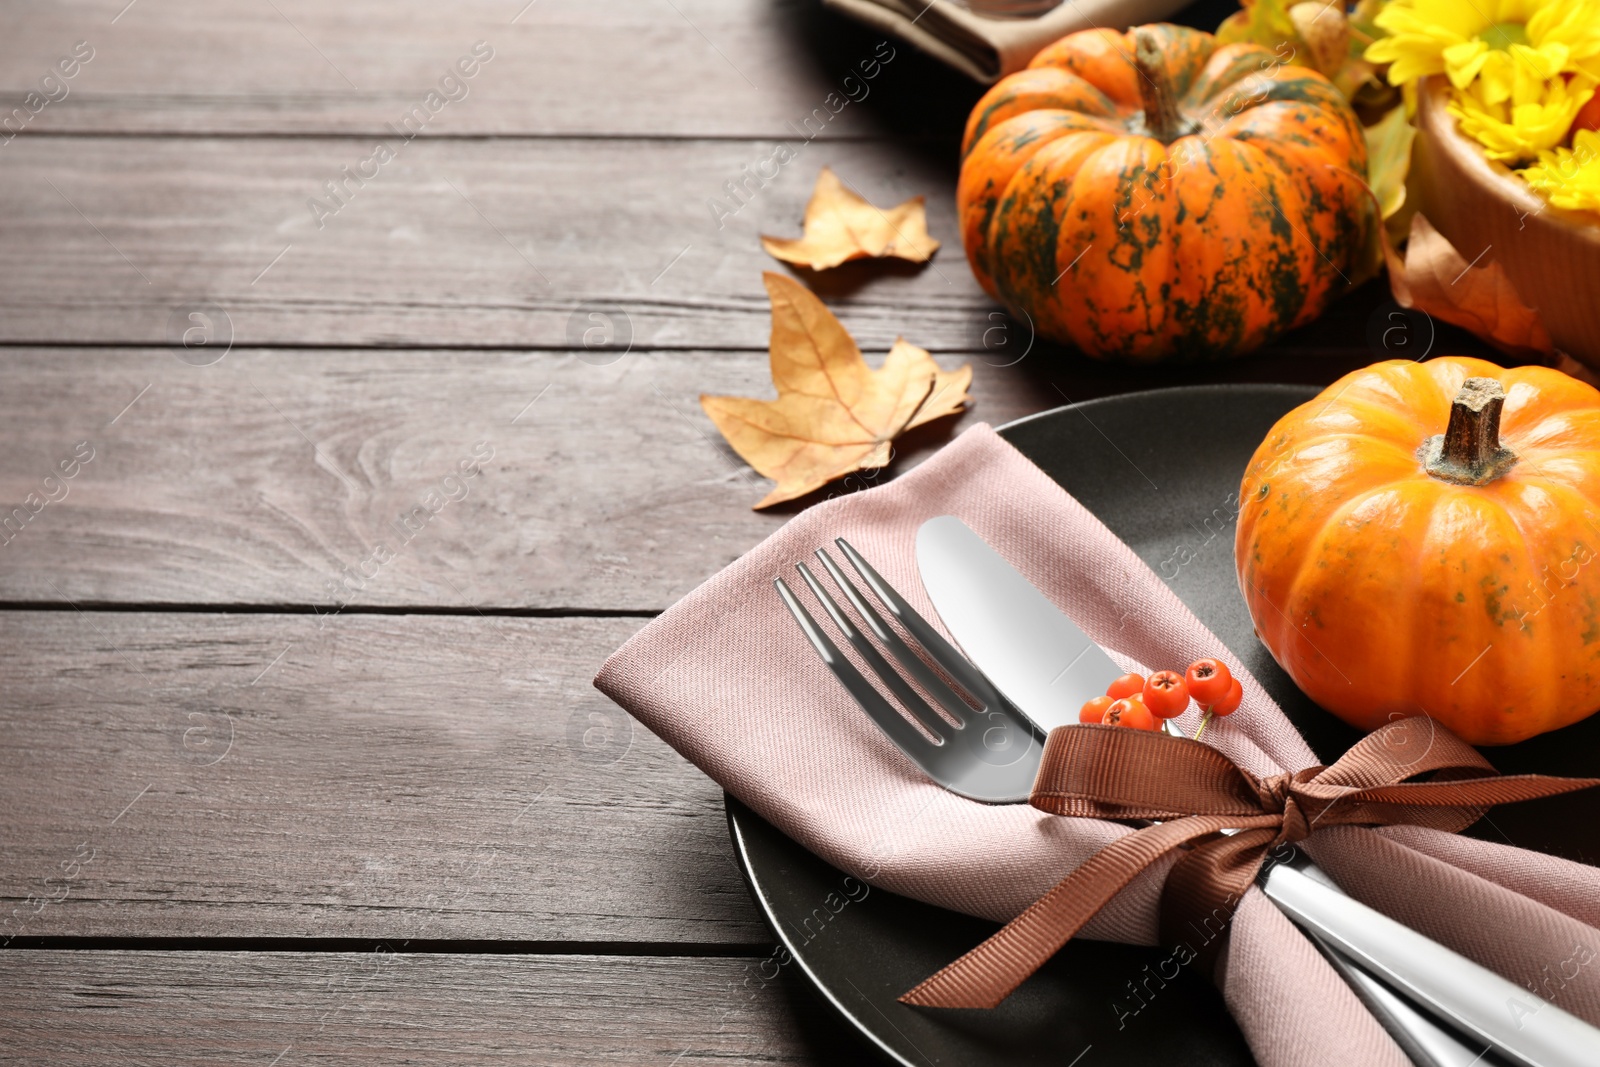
[{"x1": 596, "y1": 421, "x2": 1600, "y2": 1067}]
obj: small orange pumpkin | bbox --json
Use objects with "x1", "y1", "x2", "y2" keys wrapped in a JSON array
[
  {"x1": 1236, "y1": 357, "x2": 1600, "y2": 745},
  {"x1": 959, "y1": 23, "x2": 1373, "y2": 362}
]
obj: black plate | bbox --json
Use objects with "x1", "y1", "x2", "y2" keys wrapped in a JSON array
[{"x1": 726, "y1": 385, "x2": 1600, "y2": 1066}]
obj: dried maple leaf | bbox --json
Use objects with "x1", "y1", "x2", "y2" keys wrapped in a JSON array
[
  {"x1": 901, "y1": 340, "x2": 974, "y2": 431},
  {"x1": 701, "y1": 273, "x2": 971, "y2": 509},
  {"x1": 760, "y1": 167, "x2": 940, "y2": 271},
  {"x1": 1383, "y1": 213, "x2": 1553, "y2": 359}
]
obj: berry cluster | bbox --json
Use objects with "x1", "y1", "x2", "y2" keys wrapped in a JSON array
[{"x1": 1078, "y1": 659, "x2": 1243, "y2": 737}]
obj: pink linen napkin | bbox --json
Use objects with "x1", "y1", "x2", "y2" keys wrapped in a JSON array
[{"x1": 595, "y1": 422, "x2": 1600, "y2": 1065}]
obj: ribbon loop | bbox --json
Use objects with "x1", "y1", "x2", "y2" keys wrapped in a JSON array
[{"x1": 900, "y1": 717, "x2": 1600, "y2": 1010}]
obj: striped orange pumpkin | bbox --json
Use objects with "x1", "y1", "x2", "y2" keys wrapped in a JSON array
[{"x1": 959, "y1": 24, "x2": 1373, "y2": 362}]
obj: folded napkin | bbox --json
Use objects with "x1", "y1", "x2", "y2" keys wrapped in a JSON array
[
  {"x1": 595, "y1": 423, "x2": 1600, "y2": 1066},
  {"x1": 824, "y1": 0, "x2": 1191, "y2": 83}
]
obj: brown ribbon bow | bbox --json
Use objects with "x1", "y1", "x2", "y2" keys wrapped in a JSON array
[{"x1": 901, "y1": 717, "x2": 1600, "y2": 1010}]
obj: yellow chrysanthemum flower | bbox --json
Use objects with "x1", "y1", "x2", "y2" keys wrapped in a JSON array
[
  {"x1": 1368, "y1": 0, "x2": 1600, "y2": 105},
  {"x1": 1521, "y1": 128, "x2": 1600, "y2": 210},
  {"x1": 1449, "y1": 76, "x2": 1596, "y2": 162}
]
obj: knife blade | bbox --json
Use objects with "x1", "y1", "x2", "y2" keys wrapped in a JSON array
[{"x1": 915, "y1": 514, "x2": 1122, "y2": 735}]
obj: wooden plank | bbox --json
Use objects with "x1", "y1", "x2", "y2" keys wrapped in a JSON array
[
  {"x1": 0, "y1": 134, "x2": 992, "y2": 349},
  {"x1": 0, "y1": 951, "x2": 864, "y2": 1065},
  {"x1": 0, "y1": 611, "x2": 770, "y2": 944},
  {"x1": 0, "y1": 0, "x2": 977, "y2": 138},
  {"x1": 0, "y1": 346, "x2": 1036, "y2": 608}
]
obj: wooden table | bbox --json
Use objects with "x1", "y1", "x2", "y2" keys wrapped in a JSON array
[{"x1": 0, "y1": 1, "x2": 1496, "y2": 1061}]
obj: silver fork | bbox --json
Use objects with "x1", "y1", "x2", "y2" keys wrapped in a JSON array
[
  {"x1": 774, "y1": 540, "x2": 1044, "y2": 804},
  {"x1": 777, "y1": 536, "x2": 1596, "y2": 1067}
]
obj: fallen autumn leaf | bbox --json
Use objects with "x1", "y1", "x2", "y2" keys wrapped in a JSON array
[
  {"x1": 760, "y1": 167, "x2": 940, "y2": 271},
  {"x1": 1383, "y1": 213, "x2": 1553, "y2": 360},
  {"x1": 701, "y1": 273, "x2": 970, "y2": 509}
]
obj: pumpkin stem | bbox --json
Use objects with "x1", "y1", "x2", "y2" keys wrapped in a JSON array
[
  {"x1": 1421, "y1": 377, "x2": 1518, "y2": 485},
  {"x1": 1132, "y1": 28, "x2": 1190, "y2": 144}
]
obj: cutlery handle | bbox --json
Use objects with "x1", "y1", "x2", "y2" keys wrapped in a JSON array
[
  {"x1": 1263, "y1": 862, "x2": 1599, "y2": 1067},
  {"x1": 1305, "y1": 928, "x2": 1515, "y2": 1067}
]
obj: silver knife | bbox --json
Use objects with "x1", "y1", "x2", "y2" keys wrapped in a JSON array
[
  {"x1": 914, "y1": 515, "x2": 1599, "y2": 1067},
  {"x1": 915, "y1": 514, "x2": 1123, "y2": 732}
]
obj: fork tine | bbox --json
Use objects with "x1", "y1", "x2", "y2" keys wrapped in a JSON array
[
  {"x1": 831, "y1": 537, "x2": 1021, "y2": 729},
  {"x1": 778, "y1": 542, "x2": 1043, "y2": 805},
  {"x1": 794, "y1": 563, "x2": 953, "y2": 741},
  {"x1": 814, "y1": 547, "x2": 975, "y2": 730},
  {"x1": 774, "y1": 577, "x2": 945, "y2": 763}
]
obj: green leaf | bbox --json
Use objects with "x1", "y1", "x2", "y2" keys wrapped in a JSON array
[
  {"x1": 1348, "y1": 0, "x2": 1391, "y2": 51},
  {"x1": 1364, "y1": 104, "x2": 1416, "y2": 220},
  {"x1": 1215, "y1": 0, "x2": 1299, "y2": 52}
]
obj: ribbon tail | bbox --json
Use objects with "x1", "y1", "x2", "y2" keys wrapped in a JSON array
[
  {"x1": 1349, "y1": 774, "x2": 1600, "y2": 810},
  {"x1": 900, "y1": 814, "x2": 1276, "y2": 1009},
  {"x1": 1159, "y1": 824, "x2": 1279, "y2": 969}
]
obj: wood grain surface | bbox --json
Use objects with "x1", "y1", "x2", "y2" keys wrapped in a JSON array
[
  {"x1": 0, "y1": 951, "x2": 872, "y2": 1064},
  {"x1": 0, "y1": 134, "x2": 982, "y2": 349},
  {"x1": 0, "y1": 611, "x2": 774, "y2": 945},
  {"x1": 0, "y1": 0, "x2": 977, "y2": 138},
  {"x1": 0, "y1": 346, "x2": 1013, "y2": 608}
]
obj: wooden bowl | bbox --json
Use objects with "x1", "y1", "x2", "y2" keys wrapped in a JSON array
[{"x1": 1410, "y1": 75, "x2": 1600, "y2": 366}]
